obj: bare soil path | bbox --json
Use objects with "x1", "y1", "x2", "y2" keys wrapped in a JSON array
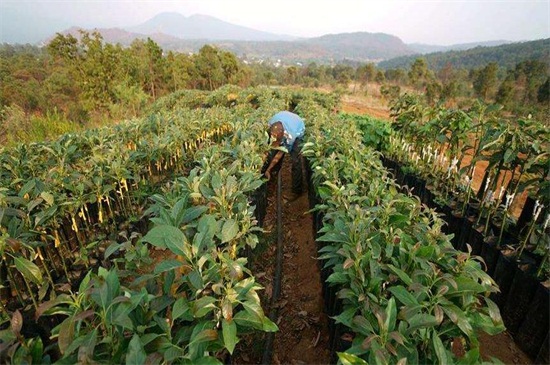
[{"x1": 233, "y1": 158, "x2": 331, "y2": 364}]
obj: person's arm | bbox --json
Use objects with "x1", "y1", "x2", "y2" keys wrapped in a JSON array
[{"x1": 264, "y1": 150, "x2": 285, "y2": 180}]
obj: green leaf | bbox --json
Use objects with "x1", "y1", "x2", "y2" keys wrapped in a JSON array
[
  {"x1": 189, "y1": 327, "x2": 218, "y2": 360},
  {"x1": 484, "y1": 297, "x2": 502, "y2": 324},
  {"x1": 333, "y1": 307, "x2": 357, "y2": 328},
  {"x1": 142, "y1": 225, "x2": 187, "y2": 256},
  {"x1": 386, "y1": 264, "x2": 412, "y2": 286},
  {"x1": 173, "y1": 298, "x2": 193, "y2": 321},
  {"x1": 222, "y1": 319, "x2": 237, "y2": 354},
  {"x1": 327, "y1": 272, "x2": 348, "y2": 284},
  {"x1": 388, "y1": 286, "x2": 418, "y2": 306},
  {"x1": 58, "y1": 318, "x2": 75, "y2": 355},
  {"x1": 78, "y1": 329, "x2": 97, "y2": 363},
  {"x1": 234, "y1": 307, "x2": 264, "y2": 330},
  {"x1": 352, "y1": 315, "x2": 375, "y2": 335},
  {"x1": 317, "y1": 231, "x2": 350, "y2": 243},
  {"x1": 337, "y1": 352, "x2": 369, "y2": 365},
  {"x1": 29, "y1": 337, "x2": 44, "y2": 364},
  {"x1": 441, "y1": 305, "x2": 474, "y2": 337},
  {"x1": 14, "y1": 256, "x2": 43, "y2": 284},
  {"x1": 385, "y1": 297, "x2": 397, "y2": 332},
  {"x1": 432, "y1": 332, "x2": 448, "y2": 364},
  {"x1": 40, "y1": 191, "x2": 54, "y2": 206},
  {"x1": 406, "y1": 313, "x2": 439, "y2": 333},
  {"x1": 104, "y1": 242, "x2": 123, "y2": 260},
  {"x1": 154, "y1": 260, "x2": 184, "y2": 274},
  {"x1": 187, "y1": 269, "x2": 204, "y2": 291},
  {"x1": 262, "y1": 316, "x2": 279, "y2": 332},
  {"x1": 181, "y1": 206, "x2": 209, "y2": 225},
  {"x1": 126, "y1": 334, "x2": 146, "y2": 365},
  {"x1": 220, "y1": 219, "x2": 239, "y2": 243},
  {"x1": 197, "y1": 214, "x2": 218, "y2": 239},
  {"x1": 193, "y1": 296, "x2": 217, "y2": 318},
  {"x1": 194, "y1": 357, "x2": 224, "y2": 365}
]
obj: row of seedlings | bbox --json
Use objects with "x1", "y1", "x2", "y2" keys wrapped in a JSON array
[
  {"x1": 301, "y1": 102, "x2": 505, "y2": 365},
  {"x1": 378, "y1": 94, "x2": 549, "y2": 360},
  {"x1": 0, "y1": 105, "x2": 233, "y2": 315},
  {"x1": 0, "y1": 89, "x2": 291, "y2": 363}
]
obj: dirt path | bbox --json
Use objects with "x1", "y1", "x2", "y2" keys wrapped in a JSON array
[
  {"x1": 269, "y1": 159, "x2": 331, "y2": 364},
  {"x1": 233, "y1": 158, "x2": 331, "y2": 364}
]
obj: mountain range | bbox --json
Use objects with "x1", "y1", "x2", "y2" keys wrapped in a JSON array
[{"x1": 1, "y1": 10, "x2": 541, "y2": 64}]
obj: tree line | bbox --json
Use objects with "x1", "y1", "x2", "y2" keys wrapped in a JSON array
[{"x1": 1, "y1": 31, "x2": 548, "y2": 145}]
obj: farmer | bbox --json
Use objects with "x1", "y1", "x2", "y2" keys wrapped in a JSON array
[{"x1": 262, "y1": 111, "x2": 306, "y2": 195}]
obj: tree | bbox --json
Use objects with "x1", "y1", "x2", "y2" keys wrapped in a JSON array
[
  {"x1": 408, "y1": 58, "x2": 429, "y2": 89},
  {"x1": 356, "y1": 63, "x2": 376, "y2": 91},
  {"x1": 48, "y1": 31, "x2": 124, "y2": 110},
  {"x1": 195, "y1": 45, "x2": 225, "y2": 90},
  {"x1": 128, "y1": 38, "x2": 166, "y2": 99},
  {"x1": 385, "y1": 68, "x2": 407, "y2": 85},
  {"x1": 537, "y1": 77, "x2": 549, "y2": 104},
  {"x1": 425, "y1": 81, "x2": 442, "y2": 105},
  {"x1": 496, "y1": 72, "x2": 515, "y2": 107},
  {"x1": 472, "y1": 62, "x2": 498, "y2": 101}
]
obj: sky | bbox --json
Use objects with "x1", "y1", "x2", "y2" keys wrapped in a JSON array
[{"x1": 1, "y1": 0, "x2": 549, "y2": 45}]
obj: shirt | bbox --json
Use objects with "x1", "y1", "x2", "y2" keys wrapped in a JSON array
[{"x1": 268, "y1": 111, "x2": 305, "y2": 152}]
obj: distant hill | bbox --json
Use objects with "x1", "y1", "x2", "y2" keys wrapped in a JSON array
[
  {"x1": 379, "y1": 38, "x2": 550, "y2": 70},
  {"x1": 208, "y1": 32, "x2": 415, "y2": 63},
  {"x1": 304, "y1": 32, "x2": 413, "y2": 61},
  {"x1": 43, "y1": 27, "x2": 417, "y2": 63},
  {"x1": 408, "y1": 40, "x2": 512, "y2": 54},
  {"x1": 24, "y1": 11, "x2": 547, "y2": 67},
  {"x1": 125, "y1": 12, "x2": 297, "y2": 42}
]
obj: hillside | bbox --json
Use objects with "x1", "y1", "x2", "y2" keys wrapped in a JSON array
[
  {"x1": 44, "y1": 28, "x2": 417, "y2": 63},
  {"x1": 408, "y1": 40, "x2": 512, "y2": 54},
  {"x1": 125, "y1": 12, "x2": 297, "y2": 42},
  {"x1": 378, "y1": 38, "x2": 550, "y2": 70},
  {"x1": 304, "y1": 32, "x2": 413, "y2": 61}
]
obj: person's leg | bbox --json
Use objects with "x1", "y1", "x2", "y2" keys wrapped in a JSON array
[{"x1": 291, "y1": 138, "x2": 304, "y2": 195}]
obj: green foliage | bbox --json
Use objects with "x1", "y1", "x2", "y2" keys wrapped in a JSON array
[
  {"x1": 341, "y1": 113, "x2": 393, "y2": 151},
  {"x1": 472, "y1": 62, "x2": 499, "y2": 100},
  {"x1": 0, "y1": 105, "x2": 80, "y2": 146},
  {"x1": 303, "y1": 106, "x2": 505, "y2": 364},
  {"x1": 379, "y1": 38, "x2": 550, "y2": 71}
]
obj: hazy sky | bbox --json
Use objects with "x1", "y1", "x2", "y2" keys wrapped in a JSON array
[{"x1": 2, "y1": 0, "x2": 549, "y2": 45}]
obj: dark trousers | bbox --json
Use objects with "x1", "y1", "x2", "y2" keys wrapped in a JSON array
[
  {"x1": 291, "y1": 138, "x2": 304, "y2": 195},
  {"x1": 262, "y1": 138, "x2": 304, "y2": 195}
]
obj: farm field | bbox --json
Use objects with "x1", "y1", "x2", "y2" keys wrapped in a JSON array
[{"x1": 1, "y1": 86, "x2": 548, "y2": 365}]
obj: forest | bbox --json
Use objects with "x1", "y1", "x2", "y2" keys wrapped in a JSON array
[{"x1": 1, "y1": 31, "x2": 548, "y2": 147}]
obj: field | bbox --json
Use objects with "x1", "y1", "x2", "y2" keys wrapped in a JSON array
[{"x1": 0, "y1": 86, "x2": 548, "y2": 364}]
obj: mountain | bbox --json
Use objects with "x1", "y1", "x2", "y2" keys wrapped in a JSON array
[
  {"x1": 11, "y1": 10, "x2": 544, "y2": 67},
  {"x1": 408, "y1": 40, "x2": 513, "y2": 54},
  {"x1": 305, "y1": 32, "x2": 413, "y2": 61},
  {"x1": 125, "y1": 12, "x2": 297, "y2": 42},
  {"x1": 378, "y1": 38, "x2": 550, "y2": 70},
  {"x1": 203, "y1": 32, "x2": 415, "y2": 63},
  {"x1": 42, "y1": 26, "x2": 417, "y2": 63}
]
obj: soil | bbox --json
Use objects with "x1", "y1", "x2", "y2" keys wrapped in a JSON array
[{"x1": 233, "y1": 158, "x2": 331, "y2": 364}]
